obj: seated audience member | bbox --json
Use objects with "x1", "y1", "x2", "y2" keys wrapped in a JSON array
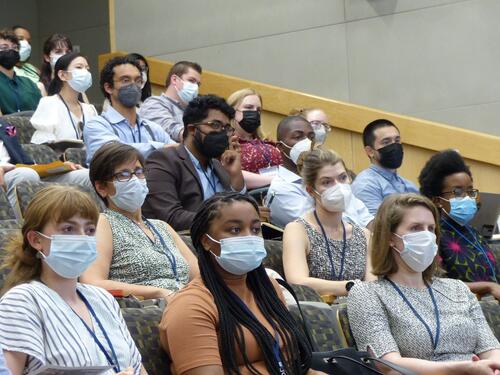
[
  {"x1": 40, "y1": 33, "x2": 72, "y2": 95},
  {"x1": 419, "y1": 149, "x2": 500, "y2": 299},
  {"x1": 84, "y1": 56, "x2": 175, "y2": 165},
  {"x1": 283, "y1": 148, "x2": 374, "y2": 298},
  {"x1": 227, "y1": 88, "x2": 282, "y2": 189},
  {"x1": 348, "y1": 193, "x2": 500, "y2": 374},
  {"x1": 30, "y1": 52, "x2": 97, "y2": 145},
  {"x1": 0, "y1": 185, "x2": 144, "y2": 374},
  {"x1": 265, "y1": 116, "x2": 373, "y2": 229},
  {"x1": 0, "y1": 29, "x2": 41, "y2": 115},
  {"x1": 0, "y1": 117, "x2": 91, "y2": 216},
  {"x1": 140, "y1": 61, "x2": 202, "y2": 142},
  {"x1": 12, "y1": 25, "x2": 40, "y2": 83},
  {"x1": 81, "y1": 142, "x2": 198, "y2": 300},
  {"x1": 292, "y1": 108, "x2": 332, "y2": 146},
  {"x1": 160, "y1": 192, "x2": 315, "y2": 374},
  {"x1": 352, "y1": 119, "x2": 418, "y2": 215},
  {"x1": 142, "y1": 94, "x2": 245, "y2": 231}
]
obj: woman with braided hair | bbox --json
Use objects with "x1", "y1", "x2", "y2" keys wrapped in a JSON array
[{"x1": 159, "y1": 192, "x2": 320, "y2": 375}]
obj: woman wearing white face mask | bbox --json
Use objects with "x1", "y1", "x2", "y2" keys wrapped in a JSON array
[
  {"x1": 30, "y1": 52, "x2": 97, "y2": 150},
  {"x1": 347, "y1": 193, "x2": 500, "y2": 375},
  {"x1": 283, "y1": 148, "x2": 374, "y2": 299},
  {"x1": 81, "y1": 142, "x2": 198, "y2": 302},
  {"x1": 160, "y1": 192, "x2": 325, "y2": 375},
  {"x1": 0, "y1": 185, "x2": 146, "y2": 375}
]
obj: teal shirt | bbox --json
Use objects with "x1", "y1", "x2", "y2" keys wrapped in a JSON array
[{"x1": 0, "y1": 70, "x2": 42, "y2": 115}]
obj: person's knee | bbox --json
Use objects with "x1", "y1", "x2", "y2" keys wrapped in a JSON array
[
  {"x1": 67, "y1": 168, "x2": 91, "y2": 186},
  {"x1": 8, "y1": 168, "x2": 41, "y2": 184}
]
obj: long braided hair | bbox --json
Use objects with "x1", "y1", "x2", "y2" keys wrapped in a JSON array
[{"x1": 191, "y1": 192, "x2": 312, "y2": 374}]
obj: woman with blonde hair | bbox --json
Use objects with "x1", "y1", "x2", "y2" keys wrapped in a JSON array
[
  {"x1": 283, "y1": 148, "x2": 374, "y2": 298},
  {"x1": 347, "y1": 193, "x2": 500, "y2": 374},
  {"x1": 0, "y1": 185, "x2": 145, "y2": 375},
  {"x1": 227, "y1": 88, "x2": 281, "y2": 189}
]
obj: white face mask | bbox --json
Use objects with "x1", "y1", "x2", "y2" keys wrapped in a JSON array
[
  {"x1": 312, "y1": 124, "x2": 327, "y2": 145},
  {"x1": 316, "y1": 183, "x2": 352, "y2": 212},
  {"x1": 50, "y1": 53, "x2": 64, "y2": 68},
  {"x1": 281, "y1": 137, "x2": 312, "y2": 165},
  {"x1": 141, "y1": 71, "x2": 148, "y2": 89},
  {"x1": 109, "y1": 177, "x2": 149, "y2": 212},
  {"x1": 19, "y1": 40, "x2": 31, "y2": 62},
  {"x1": 176, "y1": 79, "x2": 198, "y2": 104},
  {"x1": 67, "y1": 68, "x2": 92, "y2": 93},
  {"x1": 393, "y1": 231, "x2": 438, "y2": 272}
]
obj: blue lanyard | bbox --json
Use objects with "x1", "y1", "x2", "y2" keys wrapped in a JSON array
[
  {"x1": 74, "y1": 290, "x2": 121, "y2": 373},
  {"x1": 386, "y1": 278, "x2": 440, "y2": 350},
  {"x1": 58, "y1": 94, "x2": 85, "y2": 139},
  {"x1": 200, "y1": 165, "x2": 218, "y2": 196},
  {"x1": 442, "y1": 218, "x2": 497, "y2": 282},
  {"x1": 370, "y1": 166, "x2": 409, "y2": 193},
  {"x1": 253, "y1": 140, "x2": 273, "y2": 166},
  {"x1": 313, "y1": 210, "x2": 347, "y2": 280},
  {"x1": 143, "y1": 218, "x2": 180, "y2": 288},
  {"x1": 228, "y1": 290, "x2": 287, "y2": 374},
  {"x1": 129, "y1": 124, "x2": 142, "y2": 143}
]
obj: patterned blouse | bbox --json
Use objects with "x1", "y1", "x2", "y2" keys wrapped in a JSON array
[
  {"x1": 439, "y1": 218, "x2": 499, "y2": 283},
  {"x1": 238, "y1": 137, "x2": 282, "y2": 174},
  {"x1": 348, "y1": 278, "x2": 500, "y2": 360},
  {"x1": 297, "y1": 218, "x2": 367, "y2": 281},
  {"x1": 104, "y1": 209, "x2": 190, "y2": 291}
]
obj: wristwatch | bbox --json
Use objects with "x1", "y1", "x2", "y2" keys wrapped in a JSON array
[{"x1": 345, "y1": 281, "x2": 355, "y2": 292}]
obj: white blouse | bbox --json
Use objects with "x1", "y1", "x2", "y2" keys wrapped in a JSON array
[
  {"x1": 0, "y1": 281, "x2": 142, "y2": 374},
  {"x1": 30, "y1": 95, "x2": 97, "y2": 144}
]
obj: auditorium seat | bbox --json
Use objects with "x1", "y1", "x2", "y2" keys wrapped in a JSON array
[
  {"x1": 479, "y1": 299, "x2": 500, "y2": 340},
  {"x1": 21, "y1": 144, "x2": 59, "y2": 164},
  {"x1": 336, "y1": 304, "x2": 356, "y2": 348},
  {"x1": 1, "y1": 114, "x2": 35, "y2": 144},
  {"x1": 0, "y1": 189, "x2": 16, "y2": 220},
  {"x1": 64, "y1": 147, "x2": 88, "y2": 167}
]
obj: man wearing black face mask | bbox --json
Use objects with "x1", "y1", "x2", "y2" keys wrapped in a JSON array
[
  {"x1": 352, "y1": 119, "x2": 418, "y2": 215},
  {"x1": 0, "y1": 29, "x2": 41, "y2": 115},
  {"x1": 143, "y1": 95, "x2": 246, "y2": 231},
  {"x1": 84, "y1": 55, "x2": 176, "y2": 165}
]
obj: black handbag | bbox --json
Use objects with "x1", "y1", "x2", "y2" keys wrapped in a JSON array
[{"x1": 276, "y1": 279, "x2": 418, "y2": 375}]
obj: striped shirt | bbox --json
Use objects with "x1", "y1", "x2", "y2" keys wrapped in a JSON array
[{"x1": 0, "y1": 281, "x2": 141, "y2": 375}]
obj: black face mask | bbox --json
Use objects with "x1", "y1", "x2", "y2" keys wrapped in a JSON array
[
  {"x1": 195, "y1": 129, "x2": 229, "y2": 158},
  {"x1": 376, "y1": 142, "x2": 404, "y2": 169},
  {"x1": 239, "y1": 110, "x2": 261, "y2": 134},
  {"x1": 0, "y1": 50, "x2": 20, "y2": 70}
]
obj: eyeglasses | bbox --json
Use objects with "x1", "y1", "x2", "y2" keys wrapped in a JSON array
[
  {"x1": 441, "y1": 188, "x2": 479, "y2": 199},
  {"x1": 194, "y1": 120, "x2": 234, "y2": 135},
  {"x1": 0, "y1": 44, "x2": 19, "y2": 52},
  {"x1": 112, "y1": 167, "x2": 146, "y2": 182},
  {"x1": 113, "y1": 77, "x2": 144, "y2": 86},
  {"x1": 310, "y1": 121, "x2": 332, "y2": 133}
]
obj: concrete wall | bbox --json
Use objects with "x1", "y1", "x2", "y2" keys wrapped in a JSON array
[
  {"x1": 114, "y1": 0, "x2": 500, "y2": 137},
  {"x1": 1, "y1": 0, "x2": 110, "y2": 102}
]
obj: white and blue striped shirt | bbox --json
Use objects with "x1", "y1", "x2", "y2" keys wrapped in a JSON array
[{"x1": 0, "y1": 281, "x2": 141, "y2": 374}]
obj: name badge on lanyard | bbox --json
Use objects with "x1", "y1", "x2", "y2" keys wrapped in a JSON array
[{"x1": 258, "y1": 165, "x2": 279, "y2": 176}]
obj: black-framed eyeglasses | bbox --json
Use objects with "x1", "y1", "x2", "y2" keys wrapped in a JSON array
[
  {"x1": 441, "y1": 188, "x2": 479, "y2": 199},
  {"x1": 112, "y1": 167, "x2": 146, "y2": 182},
  {"x1": 193, "y1": 120, "x2": 234, "y2": 135},
  {"x1": 310, "y1": 120, "x2": 332, "y2": 133}
]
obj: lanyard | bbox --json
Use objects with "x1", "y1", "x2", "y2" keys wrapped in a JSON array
[
  {"x1": 442, "y1": 218, "x2": 497, "y2": 282},
  {"x1": 370, "y1": 166, "x2": 409, "y2": 193},
  {"x1": 313, "y1": 210, "x2": 347, "y2": 280},
  {"x1": 129, "y1": 124, "x2": 142, "y2": 143},
  {"x1": 200, "y1": 165, "x2": 218, "y2": 196},
  {"x1": 58, "y1": 94, "x2": 84, "y2": 139},
  {"x1": 253, "y1": 140, "x2": 273, "y2": 166},
  {"x1": 386, "y1": 278, "x2": 440, "y2": 350},
  {"x1": 143, "y1": 218, "x2": 180, "y2": 288},
  {"x1": 228, "y1": 290, "x2": 286, "y2": 374},
  {"x1": 74, "y1": 290, "x2": 120, "y2": 373}
]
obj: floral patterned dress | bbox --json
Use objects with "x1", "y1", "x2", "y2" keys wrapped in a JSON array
[
  {"x1": 439, "y1": 218, "x2": 499, "y2": 283},
  {"x1": 238, "y1": 137, "x2": 282, "y2": 173}
]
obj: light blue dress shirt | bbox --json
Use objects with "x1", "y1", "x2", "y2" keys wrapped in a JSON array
[
  {"x1": 83, "y1": 106, "x2": 176, "y2": 164},
  {"x1": 0, "y1": 348, "x2": 10, "y2": 375},
  {"x1": 265, "y1": 166, "x2": 374, "y2": 228},
  {"x1": 351, "y1": 164, "x2": 419, "y2": 215}
]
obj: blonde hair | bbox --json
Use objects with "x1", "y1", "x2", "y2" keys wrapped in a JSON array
[
  {"x1": 289, "y1": 108, "x2": 315, "y2": 119},
  {"x1": 298, "y1": 148, "x2": 347, "y2": 188},
  {"x1": 371, "y1": 193, "x2": 442, "y2": 282},
  {"x1": 1, "y1": 185, "x2": 99, "y2": 293},
  {"x1": 227, "y1": 88, "x2": 265, "y2": 139}
]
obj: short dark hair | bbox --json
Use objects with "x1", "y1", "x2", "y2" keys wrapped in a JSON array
[
  {"x1": 276, "y1": 115, "x2": 309, "y2": 141},
  {"x1": 165, "y1": 61, "x2": 202, "y2": 87},
  {"x1": 418, "y1": 149, "x2": 472, "y2": 199},
  {"x1": 48, "y1": 52, "x2": 85, "y2": 95},
  {"x1": 100, "y1": 55, "x2": 142, "y2": 100},
  {"x1": 182, "y1": 94, "x2": 235, "y2": 139},
  {"x1": 362, "y1": 119, "x2": 399, "y2": 147},
  {"x1": 89, "y1": 142, "x2": 145, "y2": 205},
  {"x1": 0, "y1": 28, "x2": 19, "y2": 46}
]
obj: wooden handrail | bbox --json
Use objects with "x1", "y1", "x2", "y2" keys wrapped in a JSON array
[{"x1": 99, "y1": 51, "x2": 499, "y2": 167}]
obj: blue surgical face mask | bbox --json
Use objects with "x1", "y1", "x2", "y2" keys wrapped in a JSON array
[
  {"x1": 176, "y1": 78, "x2": 198, "y2": 104},
  {"x1": 67, "y1": 68, "x2": 92, "y2": 93},
  {"x1": 110, "y1": 176, "x2": 149, "y2": 213},
  {"x1": 37, "y1": 233, "x2": 97, "y2": 278},
  {"x1": 206, "y1": 234, "x2": 267, "y2": 275},
  {"x1": 446, "y1": 196, "x2": 478, "y2": 226}
]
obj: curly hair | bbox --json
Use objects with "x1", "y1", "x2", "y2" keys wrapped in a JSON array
[
  {"x1": 418, "y1": 149, "x2": 472, "y2": 198},
  {"x1": 99, "y1": 55, "x2": 142, "y2": 100}
]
